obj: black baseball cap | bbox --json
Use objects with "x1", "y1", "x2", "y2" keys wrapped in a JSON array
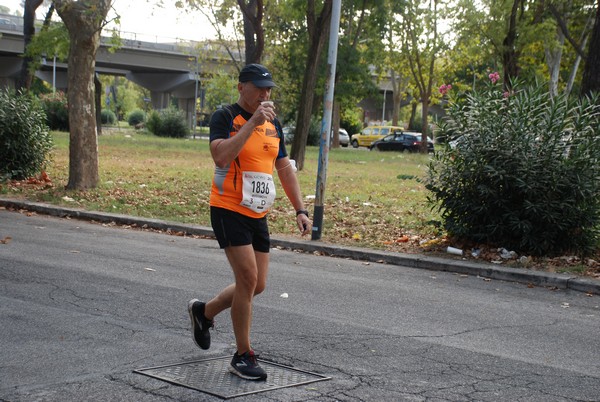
[{"x1": 239, "y1": 63, "x2": 276, "y2": 88}]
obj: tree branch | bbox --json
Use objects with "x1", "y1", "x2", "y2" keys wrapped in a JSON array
[{"x1": 548, "y1": 2, "x2": 588, "y2": 61}]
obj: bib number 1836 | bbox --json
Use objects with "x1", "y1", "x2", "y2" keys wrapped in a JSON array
[{"x1": 240, "y1": 171, "x2": 276, "y2": 213}]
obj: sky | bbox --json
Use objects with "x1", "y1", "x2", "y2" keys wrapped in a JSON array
[{"x1": 3, "y1": 0, "x2": 218, "y2": 43}]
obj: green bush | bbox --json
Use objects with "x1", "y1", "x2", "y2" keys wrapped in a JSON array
[
  {"x1": 39, "y1": 91, "x2": 69, "y2": 131},
  {"x1": 425, "y1": 80, "x2": 600, "y2": 256},
  {"x1": 146, "y1": 107, "x2": 189, "y2": 138},
  {"x1": 146, "y1": 110, "x2": 161, "y2": 135},
  {"x1": 127, "y1": 109, "x2": 145, "y2": 126},
  {"x1": 100, "y1": 109, "x2": 117, "y2": 125},
  {"x1": 341, "y1": 107, "x2": 364, "y2": 136},
  {"x1": 0, "y1": 90, "x2": 53, "y2": 181}
]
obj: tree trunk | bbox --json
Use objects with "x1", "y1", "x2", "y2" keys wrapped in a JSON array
[
  {"x1": 420, "y1": 91, "x2": 430, "y2": 153},
  {"x1": 95, "y1": 74, "x2": 102, "y2": 136},
  {"x1": 408, "y1": 102, "x2": 417, "y2": 130},
  {"x1": 65, "y1": 32, "x2": 100, "y2": 189},
  {"x1": 55, "y1": 0, "x2": 112, "y2": 190},
  {"x1": 581, "y1": 1, "x2": 600, "y2": 97},
  {"x1": 546, "y1": 27, "x2": 565, "y2": 98},
  {"x1": 16, "y1": 0, "x2": 44, "y2": 91},
  {"x1": 389, "y1": 69, "x2": 398, "y2": 126},
  {"x1": 566, "y1": 11, "x2": 593, "y2": 96},
  {"x1": 502, "y1": 0, "x2": 522, "y2": 86},
  {"x1": 237, "y1": 0, "x2": 264, "y2": 64},
  {"x1": 290, "y1": 0, "x2": 332, "y2": 170},
  {"x1": 392, "y1": 72, "x2": 408, "y2": 127},
  {"x1": 392, "y1": 90, "x2": 401, "y2": 127}
]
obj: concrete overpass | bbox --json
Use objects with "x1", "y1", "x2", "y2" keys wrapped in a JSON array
[{"x1": 0, "y1": 13, "x2": 240, "y2": 127}]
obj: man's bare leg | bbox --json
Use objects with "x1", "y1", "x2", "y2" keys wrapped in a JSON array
[{"x1": 204, "y1": 245, "x2": 269, "y2": 353}]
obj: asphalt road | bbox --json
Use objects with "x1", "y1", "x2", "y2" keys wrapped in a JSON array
[{"x1": 1, "y1": 209, "x2": 600, "y2": 401}]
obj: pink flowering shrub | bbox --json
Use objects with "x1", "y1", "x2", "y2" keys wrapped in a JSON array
[
  {"x1": 488, "y1": 72, "x2": 500, "y2": 84},
  {"x1": 439, "y1": 84, "x2": 452, "y2": 95},
  {"x1": 426, "y1": 80, "x2": 600, "y2": 256}
]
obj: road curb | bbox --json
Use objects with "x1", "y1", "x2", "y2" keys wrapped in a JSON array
[{"x1": 2, "y1": 197, "x2": 599, "y2": 295}]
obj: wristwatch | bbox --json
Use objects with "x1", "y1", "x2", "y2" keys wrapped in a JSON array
[{"x1": 296, "y1": 209, "x2": 309, "y2": 218}]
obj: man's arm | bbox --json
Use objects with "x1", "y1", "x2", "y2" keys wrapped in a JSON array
[
  {"x1": 276, "y1": 157, "x2": 311, "y2": 236},
  {"x1": 210, "y1": 104, "x2": 275, "y2": 168}
]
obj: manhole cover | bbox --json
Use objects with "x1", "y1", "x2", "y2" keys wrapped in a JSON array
[{"x1": 134, "y1": 356, "x2": 331, "y2": 399}]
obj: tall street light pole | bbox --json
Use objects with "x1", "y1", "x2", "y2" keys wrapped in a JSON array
[
  {"x1": 311, "y1": 0, "x2": 342, "y2": 241},
  {"x1": 193, "y1": 56, "x2": 199, "y2": 139}
]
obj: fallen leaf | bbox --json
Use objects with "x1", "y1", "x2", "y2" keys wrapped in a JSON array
[
  {"x1": 41, "y1": 171, "x2": 51, "y2": 183},
  {"x1": 396, "y1": 235, "x2": 409, "y2": 243},
  {"x1": 0, "y1": 236, "x2": 12, "y2": 244}
]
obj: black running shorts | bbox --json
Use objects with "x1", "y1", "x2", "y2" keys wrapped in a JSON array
[{"x1": 210, "y1": 206, "x2": 270, "y2": 252}]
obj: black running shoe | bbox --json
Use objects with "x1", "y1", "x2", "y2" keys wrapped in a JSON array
[
  {"x1": 229, "y1": 350, "x2": 267, "y2": 381},
  {"x1": 188, "y1": 299, "x2": 213, "y2": 350}
]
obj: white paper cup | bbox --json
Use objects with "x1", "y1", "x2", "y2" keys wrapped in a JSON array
[
  {"x1": 261, "y1": 101, "x2": 274, "y2": 107},
  {"x1": 446, "y1": 246, "x2": 463, "y2": 256}
]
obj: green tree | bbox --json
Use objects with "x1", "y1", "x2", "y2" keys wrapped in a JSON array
[
  {"x1": 332, "y1": 0, "x2": 393, "y2": 142},
  {"x1": 184, "y1": 0, "x2": 265, "y2": 66},
  {"x1": 98, "y1": 75, "x2": 146, "y2": 121},
  {"x1": 17, "y1": 0, "x2": 45, "y2": 91},
  {"x1": 16, "y1": 1, "x2": 68, "y2": 93},
  {"x1": 398, "y1": 0, "x2": 445, "y2": 151},
  {"x1": 204, "y1": 73, "x2": 239, "y2": 111},
  {"x1": 448, "y1": 0, "x2": 595, "y2": 94},
  {"x1": 383, "y1": 0, "x2": 413, "y2": 127},
  {"x1": 289, "y1": 0, "x2": 333, "y2": 170}
]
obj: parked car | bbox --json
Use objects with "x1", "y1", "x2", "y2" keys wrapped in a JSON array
[
  {"x1": 286, "y1": 126, "x2": 349, "y2": 147},
  {"x1": 448, "y1": 136, "x2": 464, "y2": 149},
  {"x1": 351, "y1": 125, "x2": 404, "y2": 148},
  {"x1": 336, "y1": 128, "x2": 350, "y2": 147},
  {"x1": 369, "y1": 131, "x2": 434, "y2": 153}
]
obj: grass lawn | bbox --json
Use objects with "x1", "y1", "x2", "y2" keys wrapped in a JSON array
[
  {"x1": 1, "y1": 128, "x2": 443, "y2": 253},
  {"x1": 3, "y1": 128, "x2": 600, "y2": 279}
]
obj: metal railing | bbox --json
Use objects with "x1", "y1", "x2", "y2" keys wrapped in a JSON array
[{"x1": 0, "y1": 12, "x2": 241, "y2": 62}]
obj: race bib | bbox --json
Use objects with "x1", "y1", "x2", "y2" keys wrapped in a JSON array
[{"x1": 240, "y1": 171, "x2": 276, "y2": 213}]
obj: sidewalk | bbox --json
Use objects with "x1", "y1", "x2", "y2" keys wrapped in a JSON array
[{"x1": 1, "y1": 197, "x2": 599, "y2": 295}]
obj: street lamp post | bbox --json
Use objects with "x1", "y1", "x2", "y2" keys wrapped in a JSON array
[
  {"x1": 52, "y1": 55, "x2": 56, "y2": 95},
  {"x1": 193, "y1": 56, "x2": 199, "y2": 139},
  {"x1": 311, "y1": 0, "x2": 342, "y2": 241},
  {"x1": 382, "y1": 87, "x2": 387, "y2": 123}
]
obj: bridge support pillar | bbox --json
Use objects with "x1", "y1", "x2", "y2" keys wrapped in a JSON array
[{"x1": 150, "y1": 91, "x2": 171, "y2": 110}]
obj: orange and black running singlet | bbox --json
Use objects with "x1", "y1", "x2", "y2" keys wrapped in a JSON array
[{"x1": 209, "y1": 104, "x2": 287, "y2": 219}]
